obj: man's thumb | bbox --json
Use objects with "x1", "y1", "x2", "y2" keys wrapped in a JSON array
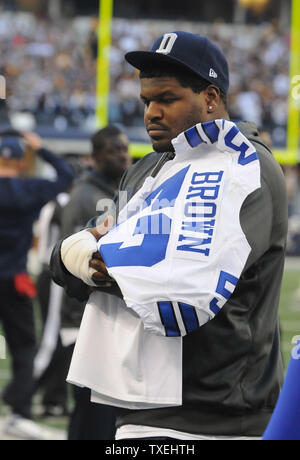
[{"x1": 97, "y1": 215, "x2": 114, "y2": 237}]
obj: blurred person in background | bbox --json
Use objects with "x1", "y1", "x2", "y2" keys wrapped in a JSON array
[
  {"x1": 33, "y1": 154, "x2": 85, "y2": 419},
  {"x1": 0, "y1": 132, "x2": 74, "y2": 440},
  {"x1": 34, "y1": 191, "x2": 71, "y2": 418},
  {"x1": 59, "y1": 125, "x2": 131, "y2": 440}
]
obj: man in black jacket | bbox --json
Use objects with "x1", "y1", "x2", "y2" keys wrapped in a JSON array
[{"x1": 51, "y1": 32, "x2": 288, "y2": 440}]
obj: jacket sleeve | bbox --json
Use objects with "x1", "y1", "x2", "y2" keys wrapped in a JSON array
[
  {"x1": 50, "y1": 239, "x2": 91, "y2": 302},
  {"x1": 25, "y1": 148, "x2": 75, "y2": 209},
  {"x1": 50, "y1": 237, "x2": 123, "y2": 301}
]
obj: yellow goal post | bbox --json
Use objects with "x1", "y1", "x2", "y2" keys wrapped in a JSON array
[{"x1": 96, "y1": 0, "x2": 300, "y2": 163}]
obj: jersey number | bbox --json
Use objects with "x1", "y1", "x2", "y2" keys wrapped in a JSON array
[{"x1": 100, "y1": 166, "x2": 190, "y2": 268}]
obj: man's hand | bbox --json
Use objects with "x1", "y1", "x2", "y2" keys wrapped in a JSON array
[
  {"x1": 22, "y1": 132, "x2": 42, "y2": 151},
  {"x1": 86, "y1": 215, "x2": 114, "y2": 241},
  {"x1": 89, "y1": 251, "x2": 114, "y2": 286},
  {"x1": 87, "y1": 216, "x2": 115, "y2": 287},
  {"x1": 61, "y1": 216, "x2": 115, "y2": 288}
]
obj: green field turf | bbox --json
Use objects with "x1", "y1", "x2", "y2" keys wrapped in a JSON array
[
  {"x1": 278, "y1": 266, "x2": 300, "y2": 368},
  {"x1": 0, "y1": 264, "x2": 300, "y2": 421}
]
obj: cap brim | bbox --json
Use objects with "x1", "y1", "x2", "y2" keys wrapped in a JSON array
[{"x1": 125, "y1": 50, "x2": 200, "y2": 78}]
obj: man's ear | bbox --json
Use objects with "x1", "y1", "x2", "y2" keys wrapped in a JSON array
[{"x1": 204, "y1": 85, "x2": 221, "y2": 114}]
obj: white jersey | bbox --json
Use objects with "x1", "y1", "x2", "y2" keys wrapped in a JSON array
[
  {"x1": 98, "y1": 119, "x2": 261, "y2": 337},
  {"x1": 67, "y1": 119, "x2": 261, "y2": 409}
]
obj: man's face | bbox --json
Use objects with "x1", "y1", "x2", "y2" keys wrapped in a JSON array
[
  {"x1": 141, "y1": 77, "x2": 208, "y2": 153},
  {"x1": 94, "y1": 134, "x2": 130, "y2": 180}
]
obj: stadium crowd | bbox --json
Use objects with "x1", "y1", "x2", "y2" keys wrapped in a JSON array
[{"x1": 0, "y1": 11, "x2": 290, "y2": 146}]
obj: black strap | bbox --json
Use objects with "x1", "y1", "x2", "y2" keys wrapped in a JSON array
[{"x1": 150, "y1": 151, "x2": 176, "y2": 178}]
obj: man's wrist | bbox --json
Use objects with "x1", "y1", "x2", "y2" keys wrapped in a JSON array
[
  {"x1": 86, "y1": 227, "x2": 102, "y2": 242},
  {"x1": 60, "y1": 230, "x2": 99, "y2": 287},
  {"x1": 86, "y1": 216, "x2": 114, "y2": 242}
]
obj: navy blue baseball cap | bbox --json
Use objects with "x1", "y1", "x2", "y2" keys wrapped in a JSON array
[
  {"x1": 0, "y1": 137, "x2": 24, "y2": 159},
  {"x1": 125, "y1": 31, "x2": 229, "y2": 95}
]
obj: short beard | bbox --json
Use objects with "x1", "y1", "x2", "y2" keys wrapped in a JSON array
[
  {"x1": 152, "y1": 141, "x2": 175, "y2": 154},
  {"x1": 151, "y1": 107, "x2": 205, "y2": 153}
]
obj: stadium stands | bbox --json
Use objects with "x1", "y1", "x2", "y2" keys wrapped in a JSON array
[{"x1": 0, "y1": 12, "x2": 290, "y2": 146}]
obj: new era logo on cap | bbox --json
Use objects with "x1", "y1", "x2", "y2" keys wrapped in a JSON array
[{"x1": 209, "y1": 68, "x2": 218, "y2": 79}]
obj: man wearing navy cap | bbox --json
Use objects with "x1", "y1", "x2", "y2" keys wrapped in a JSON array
[
  {"x1": 0, "y1": 132, "x2": 74, "y2": 439},
  {"x1": 0, "y1": 137, "x2": 24, "y2": 159},
  {"x1": 125, "y1": 31, "x2": 229, "y2": 155},
  {"x1": 51, "y1": 32, "x2": 287, "y2": 440}
]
